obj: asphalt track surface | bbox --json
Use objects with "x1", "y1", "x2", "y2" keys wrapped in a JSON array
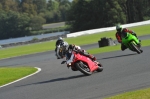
[{"x1": 0, "y1": 35, "x2": 150, "y2": 99}]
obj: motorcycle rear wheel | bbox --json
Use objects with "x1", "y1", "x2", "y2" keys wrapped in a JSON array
[{"x1": 75, "y1": 61, "x2": 92, "y2": 76}]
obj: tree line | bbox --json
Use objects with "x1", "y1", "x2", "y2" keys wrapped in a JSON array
[
  {"x1": 0, "y1": 0, "x2": 71, "y2": 40},
  {"x1": 66, "y1": 0, "x2": 150, "y2": 32},
  {"x1": 0, "y1": 0, "x2": 150, "y2": 40}
]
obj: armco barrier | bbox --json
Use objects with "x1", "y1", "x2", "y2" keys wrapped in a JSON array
[{"x1": 67, "y1": 20, "x2": 150, "y2": 38}]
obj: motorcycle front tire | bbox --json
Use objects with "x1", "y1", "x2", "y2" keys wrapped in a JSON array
[
  {"x1": 75, "y1": 61, "x2": 92, "y2": 76},
  {"x1": 130, "y1": 42, "x2": 141, "y2": 54},
  {"x1": 96, "y1": 63, "x2": 103, "y2": 72}
]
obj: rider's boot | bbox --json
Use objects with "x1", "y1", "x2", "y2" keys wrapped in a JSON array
[{"x1": 121, "y1": 43, "x2": 127, "y2": 51}]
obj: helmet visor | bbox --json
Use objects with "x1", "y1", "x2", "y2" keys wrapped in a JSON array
[{"x1": 117, "y1": 28, "x2": 122, "y2": 32}]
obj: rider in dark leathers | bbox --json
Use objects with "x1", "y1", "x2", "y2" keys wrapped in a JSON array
[{"x1": 55, "y1": 37, "x2": 64, "y2": 59}]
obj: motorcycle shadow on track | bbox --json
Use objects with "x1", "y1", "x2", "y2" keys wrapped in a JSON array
[
  {"x1": 17, "y1": 75, "x2": 86, "y2": 87},
  {"x1": 35, "y1": 75, "x2": 85, "y2": 84},
  {"x1": 97, "y1": 53, "x2": 137, "y2": 60}
]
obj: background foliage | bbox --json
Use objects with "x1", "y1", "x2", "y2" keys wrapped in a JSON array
[
  {"x1": 66, "y1": 0, "x2": 150, "y2": 32},
  {"x1": 0, "y1": 0, "x2": 150, "y2": 40},
  {"x1": 0, "y1": 0, "x2": 71, "y2": 40}
]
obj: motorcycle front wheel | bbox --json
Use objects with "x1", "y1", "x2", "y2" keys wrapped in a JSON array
[
  {"x1": 75, "y1": 61, "x2": 92, "y2": 76},
  {"x1": 96, "y1": 63, "x2": 103, "y2": 72},
  {"x1": 130, "y1": 42, "x2": 141, "y2": 54}
]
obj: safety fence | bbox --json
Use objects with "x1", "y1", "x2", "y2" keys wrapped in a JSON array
[{"x1": 67, "y1": 20, "x2": 150, "y2": 38}]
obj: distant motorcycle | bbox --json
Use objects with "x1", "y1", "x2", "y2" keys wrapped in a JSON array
[
  {"x1": 58, "y1": 46, "x2": 66, "y2": 58},
  {"x1": 122, "y1": 33, "x2": 143, "y2": 54},
  {"x1": 55, "y1": 45, "x2": 65, "y2": 59},
  {"x1": 61, "y1": 51, "x2": 103, "y2": 76}
]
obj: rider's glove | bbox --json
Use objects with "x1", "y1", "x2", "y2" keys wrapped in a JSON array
[{"x1": 89, "y1": 55, "x2": 96, "y2": 61}]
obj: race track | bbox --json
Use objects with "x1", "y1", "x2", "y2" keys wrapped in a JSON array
[{"x1": 0, "y1": 37, "x2": 150, "y2": 99}]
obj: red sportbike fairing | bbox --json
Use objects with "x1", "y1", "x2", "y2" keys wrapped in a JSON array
[{"x1": 65, "y1": 51, "x2": 103, "y2": 76}]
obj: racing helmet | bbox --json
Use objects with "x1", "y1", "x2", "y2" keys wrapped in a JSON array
[
  {"x1": 60, "y1": 41, "x2": 69, "y2": 51},
  {"x1": 68, "y1": 44, "x2": 74, "y2": 49},
  {"x1": 116, "y1": 24, "x2": 122, "y2": 32},
  {"x1": 69, "y1": 44, "x2": 81, "y2": 50},
  {"x1": 58, "y1": 37, "x2": 62, "y2": 40}
]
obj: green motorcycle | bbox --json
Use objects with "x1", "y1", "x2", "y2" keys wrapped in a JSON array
[{"x1": 121, "y1": 33, "x2": 142, "y2": 54}]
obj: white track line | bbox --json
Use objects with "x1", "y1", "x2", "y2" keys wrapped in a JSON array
[{"x1": 0, "y1": 67, "x2": 41, "y2": 88}]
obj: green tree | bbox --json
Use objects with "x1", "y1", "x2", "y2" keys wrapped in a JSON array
[
  {"x1": 66, "y1": 0, "x2": 126, "y2": 32},
  {"x1": 33, "y1": 0, "x2": 47, "y2": 13},
  {"x1": 143, "y1": 0, "x2": 150, "y2": 20},
  {"x1": 30, "y1": 16, "x2": 46, "y2": 30},
  {"x1": 45, "y1": 0, "x2": 60, "y2": 23},
  {"x1": 66, "y1": 0, "x2": 91, "y2": 32},
  {"x1": 0, "y1": 11, "x2": 30, "y2": 40},
  {"x1": 125, "y1": 0, "x2": 150, "y2": 22},
  {"x1": 103, "y1": 0, "x2": 126, "y2": 26},
  {"x1": 0, "y1": 3, "x2": 2, "y2": 11},
  {"x1": 17, "y1": 13, "x2": 31, "y2": 36},
  {"x1": 47, "y1": 0, "x2": 59, "y2": 11},
  {"x1": 20, "y1": 0, "x2": 37, "y2": 16},
  {"x1": 0, "y1": 0, "x2": 19, "y2": 11},
  {"x1": 59, "y1": 0, "x2": 71, "y2": 21}
]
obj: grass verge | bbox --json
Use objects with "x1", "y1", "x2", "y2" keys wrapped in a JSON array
[
  {"x1": 105, "y1": 88, "x2": 150, "y2": 99},
  {"x1": 0, "y1": 67, "x2": 37, "y2": 86},
  {"x1": 0, "y1": 24, "x2": 150, "y2": 59}
]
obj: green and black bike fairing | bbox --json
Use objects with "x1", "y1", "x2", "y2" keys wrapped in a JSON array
[{"x1": 121, "y1": 32, "x2": 140, "y2": 51}]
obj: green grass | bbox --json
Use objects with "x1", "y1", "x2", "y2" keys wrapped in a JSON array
[
  {"x1": 65, "y1": 24, "x2": 150, "y2": 45},
  {"x1": 129, "y1": 25, "x2": 150, "y2": 36},
  {"x1": 0, "y1": 41, "x2": 55, "y2": 59},
  {"x1": 87, "y1": 39, "x2": 150, "y2": 54},
  {"x1": 0, "y1": 67, "x2": 37, "y2": 86},
  {"x1": 105, "y1": 88, "x2": 150, "y2": 99},
  {"x1": 0, "y1": 24, "x2": 150, "y2": 60}
]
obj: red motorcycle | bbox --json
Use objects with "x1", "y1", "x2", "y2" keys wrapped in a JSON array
[{"x1": 61, "y1": 51, "x2": 103, "y2": 76}]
